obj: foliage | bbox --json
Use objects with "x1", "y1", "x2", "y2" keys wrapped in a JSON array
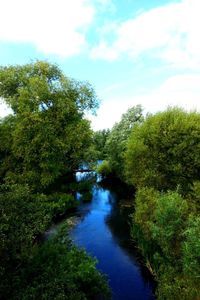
[
  {"x1": 132, "y1": 187, "x2": 159, "y2": 241},
  {"x1": 190, "y1": 180, "x2": 200, "y2": 212},
  {"x1": 96, "y1": 160, "x2": 112, "y2": 178},
  {"x1": 182, "y1": 215, "x2": 200, "y2": 295},
  {"x1": 0, "y1": 183, "x2": 51, "y2": 297},
  {"x1": 75, "y1": 172, "x2": 96, "y2": 202},
  {"x1": 0, "y1": 115, "x2": 16, "y2": 181},
  {"x1": 47, "y1": 193, "x2": 77, "y2": 216},
  {"x1": 103, "y1": 106, "x2": 200, "y2": 298},
  {"x1": 152, "y1": 214, "x2": 200, "y2": 299},
  {"x1": 0, "y1": 61, "x2": 110, "y2": 300},
  {"x1": 0, "y1": 61, "x2": 98, "y2": 115},
  {"x1": 131, "y1": 186, "x2": 199, "y2": 298},
  {"x1": 132, "y1": 188, "x2": 189, "y2": 258},
  {"x1": 105, "y1": 105, "x2": 144, "y2": 179},
  {"x1": 1, "y1": 221, "x2": 110, "y2": 300},
  {"x1": 127, "y1": 107, "x2": 200, "y2": 297},
  {"x1": 93, "y1": 129, "x2": 110, "y2": 160},
  {"x1": 151, "y1": 192, "x2": 188, "y2": 260},
  {"x1": 125, "y1": 107, "x2": 200, "y2": 194},
  {"x1": 0, "y1": 61, "x2": 98, "y2": 191}
]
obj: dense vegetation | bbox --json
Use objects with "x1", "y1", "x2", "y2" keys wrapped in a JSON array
[
  {"x1": 96, "y1": 105, "x2": 143, "y2": 180},
  {"x1": 100, "y1": 106, "x2": 200, "y2": 299},
  {"x1": 1, "y1": 60, "x2": 200, "y2": 299},
  {"x1": 92, "y1": 129, "x2": 110, "y2": 160},
  {"x1": 0, "y1": 61, "x2": 110, "y2": 299}
]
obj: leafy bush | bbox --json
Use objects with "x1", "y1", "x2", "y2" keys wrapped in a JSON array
[
  {"x1": 0, "y1": 184, "x2": 51, "y2": 298},
  {"x1": 190, "y1": 180, "x2": 200, "y2": 212},
  {"x1": 96, "y1": 160, "x2": 112, "y2": 178},
  {"x1": 131, "y1": 187, "x2": 200, "y2": 299},
  {"x1": 1, "y1": 221, "x2": 110, "y2": 300},
  {"x1": 182, "y1": 215, "x2": 200, "y2": 295},
  {"x1": 47, "y1": 193, "x2": 77, "y2": 216},
  {"x1": 125, "y1": 108, "x2": 200, "y2": 194}
]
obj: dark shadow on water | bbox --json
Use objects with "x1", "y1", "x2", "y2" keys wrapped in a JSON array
[{"x1": 100, "y1": 179, "x2": 156, "y2": 295}]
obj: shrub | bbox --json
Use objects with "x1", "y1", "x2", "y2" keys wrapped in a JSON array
[{"x1": 96, "y1": 160, "x2": 112, "y2": 178}]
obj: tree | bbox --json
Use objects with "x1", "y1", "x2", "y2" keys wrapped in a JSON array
[
  {"x1": 125, "y1": 107, "x2": 200, "y2": 194},
  {"x1": 0, "y1": 62, "x2": 111, "y2": 300},
  {"x1": 127, "y1": 107, "x2": 200, "y2": 299},
  {"x1": 0, "y1": 61, "x2": 98, "y2": 190},
  {"x1": 93, "y1": 129, "x2": 110, "y2": 160},
  {"x1": 105, "y1": 105, "x2": 144, "y2": 179}
]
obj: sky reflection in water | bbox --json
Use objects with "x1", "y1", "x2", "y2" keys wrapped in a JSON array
[{"x1": 70, "y1": 185, "x2": 155, "y2": 300}]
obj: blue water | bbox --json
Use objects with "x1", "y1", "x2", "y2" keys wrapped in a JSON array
[{"x1": 70, "y1": 184, "x2": 155, "y2": 300}]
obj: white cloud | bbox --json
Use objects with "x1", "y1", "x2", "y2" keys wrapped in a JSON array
[
  {"x1": 90, "y1": 0, "x2": 200, "y2": 68},
  {"x1": 0, "y1": 0, "x2": 95, "y2": 57},
  {"x1": 90, "y1": 40, "x2": 118, "y2": 61},
  {"x1": 89, "y1": 74, "x2": 200, "y2": 130}
]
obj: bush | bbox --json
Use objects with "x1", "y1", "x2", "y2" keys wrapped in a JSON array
[
  {"x1": 182, "y1": 215, "x2": 200, "y2": 296},
  {"x1": 125, "y1": 108, "x2": 200, "y2": 194},
  {"x1": 131, "y1": 187, "x2": 200, "y2": 299},
  {"x1": 96, "y1": 160, "x2": 112, "y2": 178},
  {"x1": 0, "y1": 184, "x2": 51, "y2": 298},
  {"x1": 47, "y1": 193, "x2": 77, "y2": 216},
  {"x1": 15, "y1": 222, "x2": 111, "y2": 300}
]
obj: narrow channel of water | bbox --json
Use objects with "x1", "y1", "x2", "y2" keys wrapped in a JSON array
[{"x1": 70, "y1": 180, "x2": 155, "y2": 300}]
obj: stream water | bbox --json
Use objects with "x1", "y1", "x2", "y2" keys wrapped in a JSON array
[{"x1": 70, "y1": 177, "x2": 155, "y2": 300}]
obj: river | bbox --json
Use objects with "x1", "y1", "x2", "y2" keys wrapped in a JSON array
[{"x1": 70, "y1": 176, "x2": 155, "y2": 300}]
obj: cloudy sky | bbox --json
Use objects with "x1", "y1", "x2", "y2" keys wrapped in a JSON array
[{"x1": 0, "y1": 0, "x2": 200, "y2": 129}]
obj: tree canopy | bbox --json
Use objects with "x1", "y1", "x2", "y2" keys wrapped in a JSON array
[
  {"x1": 0, "y1": 61, "x2": 98, "y2": 190},
  {"x1": 125, "y1": 107, "x2": 200, "y2": 193},
  {"x1": 0, "y1": 61, "x2": 110, "y2": 300},
  {"x1": 126, "y1": 107, "x2": 200, "y2": 299},
  {"x1": 105, "y1": 104, "x2": 144, "y2": 179}
]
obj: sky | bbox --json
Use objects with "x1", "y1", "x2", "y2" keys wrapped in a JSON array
[{"x1": 0, "y1": 0, "x2": 200, "y2": 130}]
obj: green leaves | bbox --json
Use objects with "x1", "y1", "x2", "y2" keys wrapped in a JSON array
[
  {"x1": 92, "y1": 129, "x2": 110, "y2": 160},
  {"x1": 128, "y1": 108, "x2": 200, "y2": 298},
  {"x1": 125, "y1": 107, "x2": 200, "y2": 193},
  {"x1": 105, "y1": 105, "x2": 144, "y2": 179},
  {"x1": 1, "y1": 215, "x2": 110, "y2": 300},
  {"x1": 0, "y1": 61, "x2": 107, "y2": 300},
  {"x1": 183, "y1": 216, "x2": 200, "y2": 279},
  {"x1": 96, "y1": 160, "x2": 112, "y2": 178},
  {"x1": 151, "y1": 192, "x2": 188, "y2": 258},
  {"x1": 132, "y1": 188, "x2": 200, "y2": 298},
  {"x1": 0, "y1": 183, "x2": 51, "y2": 291},
  {"x1": 0, "y1": 61, "x2": 97, "y2": 191}
]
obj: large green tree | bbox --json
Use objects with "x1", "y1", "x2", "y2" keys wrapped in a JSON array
[
  {"x1": 0, "y1": 61, "x2": 98, "y2": 190},
  {"x1": 125, "y1": 107, "x2": 200, "y2": 193},
  {"x1": 0, "y1": 62, "x2": 110, "y2": 300}
]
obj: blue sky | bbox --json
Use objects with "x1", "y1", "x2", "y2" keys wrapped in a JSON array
[{"x1": 0, "y1": 0, "x2": 200, "y2": 130}]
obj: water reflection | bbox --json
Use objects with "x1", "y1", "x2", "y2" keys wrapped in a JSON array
[{"x1": 70, "y1": 183, "x2": 155, "y2": 300}]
